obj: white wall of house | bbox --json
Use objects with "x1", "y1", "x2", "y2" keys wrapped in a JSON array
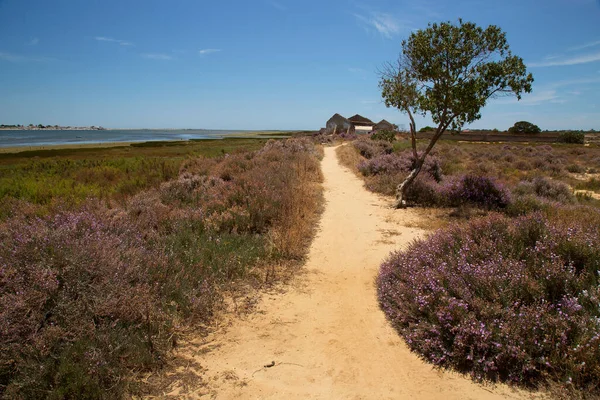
[{"x1": 355, "y1": 126, "x2": 373, "y2": 132}]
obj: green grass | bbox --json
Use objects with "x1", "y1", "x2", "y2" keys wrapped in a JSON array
[{"x1": 0, "y1": 138, "x2": 270, "y2": 216}]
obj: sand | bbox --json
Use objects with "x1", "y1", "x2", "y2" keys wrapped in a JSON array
[{"x1": 155, "y1": 146, "x2": 537, "y2": 399}]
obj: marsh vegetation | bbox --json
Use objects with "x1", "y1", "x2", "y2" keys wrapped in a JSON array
[{"x1": 0, "y1": 138, "x2": 323, "y2": 398}]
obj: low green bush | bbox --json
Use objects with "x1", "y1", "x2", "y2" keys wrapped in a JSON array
[
  {"x1": 371, "y1": 130, "x2": 396, "y2": 143},
  {"x1": 558, "y1": 131, "x2": 585, "y2": 144}
]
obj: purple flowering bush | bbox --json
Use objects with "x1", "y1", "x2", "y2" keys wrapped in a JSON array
[
  {"x1": 0, "y1": 206, "x2": 175, "y2": 398},
  {"x1": 378, "y1": 208, "x2": 600, "y2": 393},
  {"x1": 353, "y1": 137, "x2": 393, "y2": 159},
  {"x1": 358, "y1": 150, "x2": 442, "y2": 181},
  {"x1": 0, "y1": 138, "x2": 323, "y2": 398},
  {"x1": 404, "y1": 174, "x2": 442, "y2": 206},
  {"x1": 358, "y1": 153, "x2": 411, "y2": 176},
  {"x1": 440, "y1": 175, "x2": 511, "y2": 209}
]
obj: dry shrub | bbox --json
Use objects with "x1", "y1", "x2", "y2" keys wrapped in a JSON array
[
  {"x1": 365, "y1": 173, "x2": 406, "y2": 197},
  {"x1": 515, "y1": 160, "x2": 532, "y2": 171},
  {"x1": 268, "y1": 151, "x2": 324, "y2": 259},
  {"x1": 473, "y1": 160, "x2": 497, "y2": 176},
  {"x1": 179, "y1": 156, "x2": 219, "y2": 176},
  {"x1": 513, "y1": 176, "x2": 575, "y2": 204},
  {"x1": 567, "y1": 164, "x2": 586, "y2": 174},
  {"x1": 336, "y1": 144, "x2": 363, "y2": 175}
]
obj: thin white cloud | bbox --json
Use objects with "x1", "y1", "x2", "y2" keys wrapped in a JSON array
[
  {"x1": 0, "y1": 51, "x2": 55, "y2": 62},
  {"x1": 28, "y1": 38, "x2": 39, "y2": 46},
  {"x1": 142, "y1": 53, "x2": 173, "y2": 60},
  {"x1": 199, "y1": 48, "x2": 221, "y2": 55},
  {"x1": 529, "y1": 51, "x2": 600, "y2": 67},
  {"x1": 544, "y1": 54, "x2": 561, "y2": 60},
  {"x1": 520, "y1": 90, "x2": 563, "y2": 105},
  {"x1": 549, "y1": 76, "x2": 600, "y2": 87},
  {"x1": 569, "y1": 39, "x2": 600, "y2": 51},
  {"x1": 496, "y1": 75, "x2": 599, "y2": 107},
  {"x1": 354, "y1": 12, "x2": 401, "y2": 39},
  {"x1": 497, "y1": 90, "x2": 563, "y2": 106},
  {"x1": 95, "y1": 36, "x2": 134, "y2": 46}
]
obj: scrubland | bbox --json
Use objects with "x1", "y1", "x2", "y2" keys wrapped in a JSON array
[
  {"x1": 0, "y1": 138, "x2": 323, "y2": 398},
  {"x1": 340, "y1": 135, "x2": 600, "y2": 397}
]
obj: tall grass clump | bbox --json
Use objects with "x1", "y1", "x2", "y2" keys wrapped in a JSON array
[
  {"x1": 378, "y1": 207, "x2": 600, "y2": 394},
  {"x1": 0, "y1": 138, "x2": 323, "y2": 398}
]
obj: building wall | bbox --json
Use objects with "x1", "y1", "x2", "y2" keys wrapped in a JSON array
[{"x1": 326, "y1": 118, "x2": 353, "y2": 134}]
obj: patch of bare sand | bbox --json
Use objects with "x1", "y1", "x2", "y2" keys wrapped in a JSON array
[
  {"x1": 575, "y1": 190, "x2": 600, "y2": 200},
  {"x1": 151, "y1": 146, "x2": 539, "y2": 399}
]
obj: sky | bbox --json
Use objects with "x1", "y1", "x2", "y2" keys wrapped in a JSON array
[{"x1": 0, "y1": 0, "x2": 599, "y2": 130}]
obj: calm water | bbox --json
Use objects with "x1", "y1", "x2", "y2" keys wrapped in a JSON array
[{"x1": 0, "y1": 129, "x2": 269, "y2": 148}]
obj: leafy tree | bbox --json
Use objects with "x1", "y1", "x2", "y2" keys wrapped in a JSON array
[
  {"x1": 508, "y1": 121, "x2": 541, "y2": 134},
  {"x1": 380, "y1": 19, "x2": 533, "y2": 208},
  {"x1": 418, "y1": 126, "x2": 435, "y2": 132}
]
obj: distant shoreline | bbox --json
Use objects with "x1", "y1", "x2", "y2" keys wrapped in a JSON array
[{"x1": 0, "y1": 126, "x2": 106, "y2": 131}]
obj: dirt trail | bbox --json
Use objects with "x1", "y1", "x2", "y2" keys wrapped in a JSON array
[{"x1": 164, "y1": 146, "x2": 533, "y2": 399}]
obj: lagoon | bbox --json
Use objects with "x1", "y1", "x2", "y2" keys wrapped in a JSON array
[{"x1": 0, "y1": 129, "x2": 276, "y2": 148}]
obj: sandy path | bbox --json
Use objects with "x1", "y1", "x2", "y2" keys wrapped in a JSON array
[{"x1": 164, "y1": 146, "x2": 533, "y2": 399}]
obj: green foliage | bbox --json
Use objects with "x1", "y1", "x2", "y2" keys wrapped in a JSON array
[
  {"x1": 371, "y1": 130, "x2": 396, "y2": 142},
  {"x1": 508, "y1": 121, "x2": 541, "y2": 134},
  {"x1": 418, "y1": 126, "x2": 435, "y2": 132},
  {"x1": 379, "y1": 19, "x2": 533, "y2": 132},
  {"x1": 558, "y1": 131, "x2": 585, "y2": 144}
]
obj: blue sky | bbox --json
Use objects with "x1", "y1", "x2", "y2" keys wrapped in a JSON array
[{"x1": 0, "y1": 0, "x2": 599, "y2": 130}]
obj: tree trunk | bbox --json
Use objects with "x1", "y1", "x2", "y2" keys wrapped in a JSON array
[
  {"x1": 394, "y1": 119, "x2": 450, "y2": 208},
  {"x1": 394, "y1": 161, "x2": 423, "y2": 208}
]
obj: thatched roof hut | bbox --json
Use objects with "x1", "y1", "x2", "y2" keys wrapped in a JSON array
[
  {"x1": 348, "y1": 114, "x2": 374, "y2": 127},
  {"x1": 374, "y1": 119, "x2": 396, "y2": 131}
]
